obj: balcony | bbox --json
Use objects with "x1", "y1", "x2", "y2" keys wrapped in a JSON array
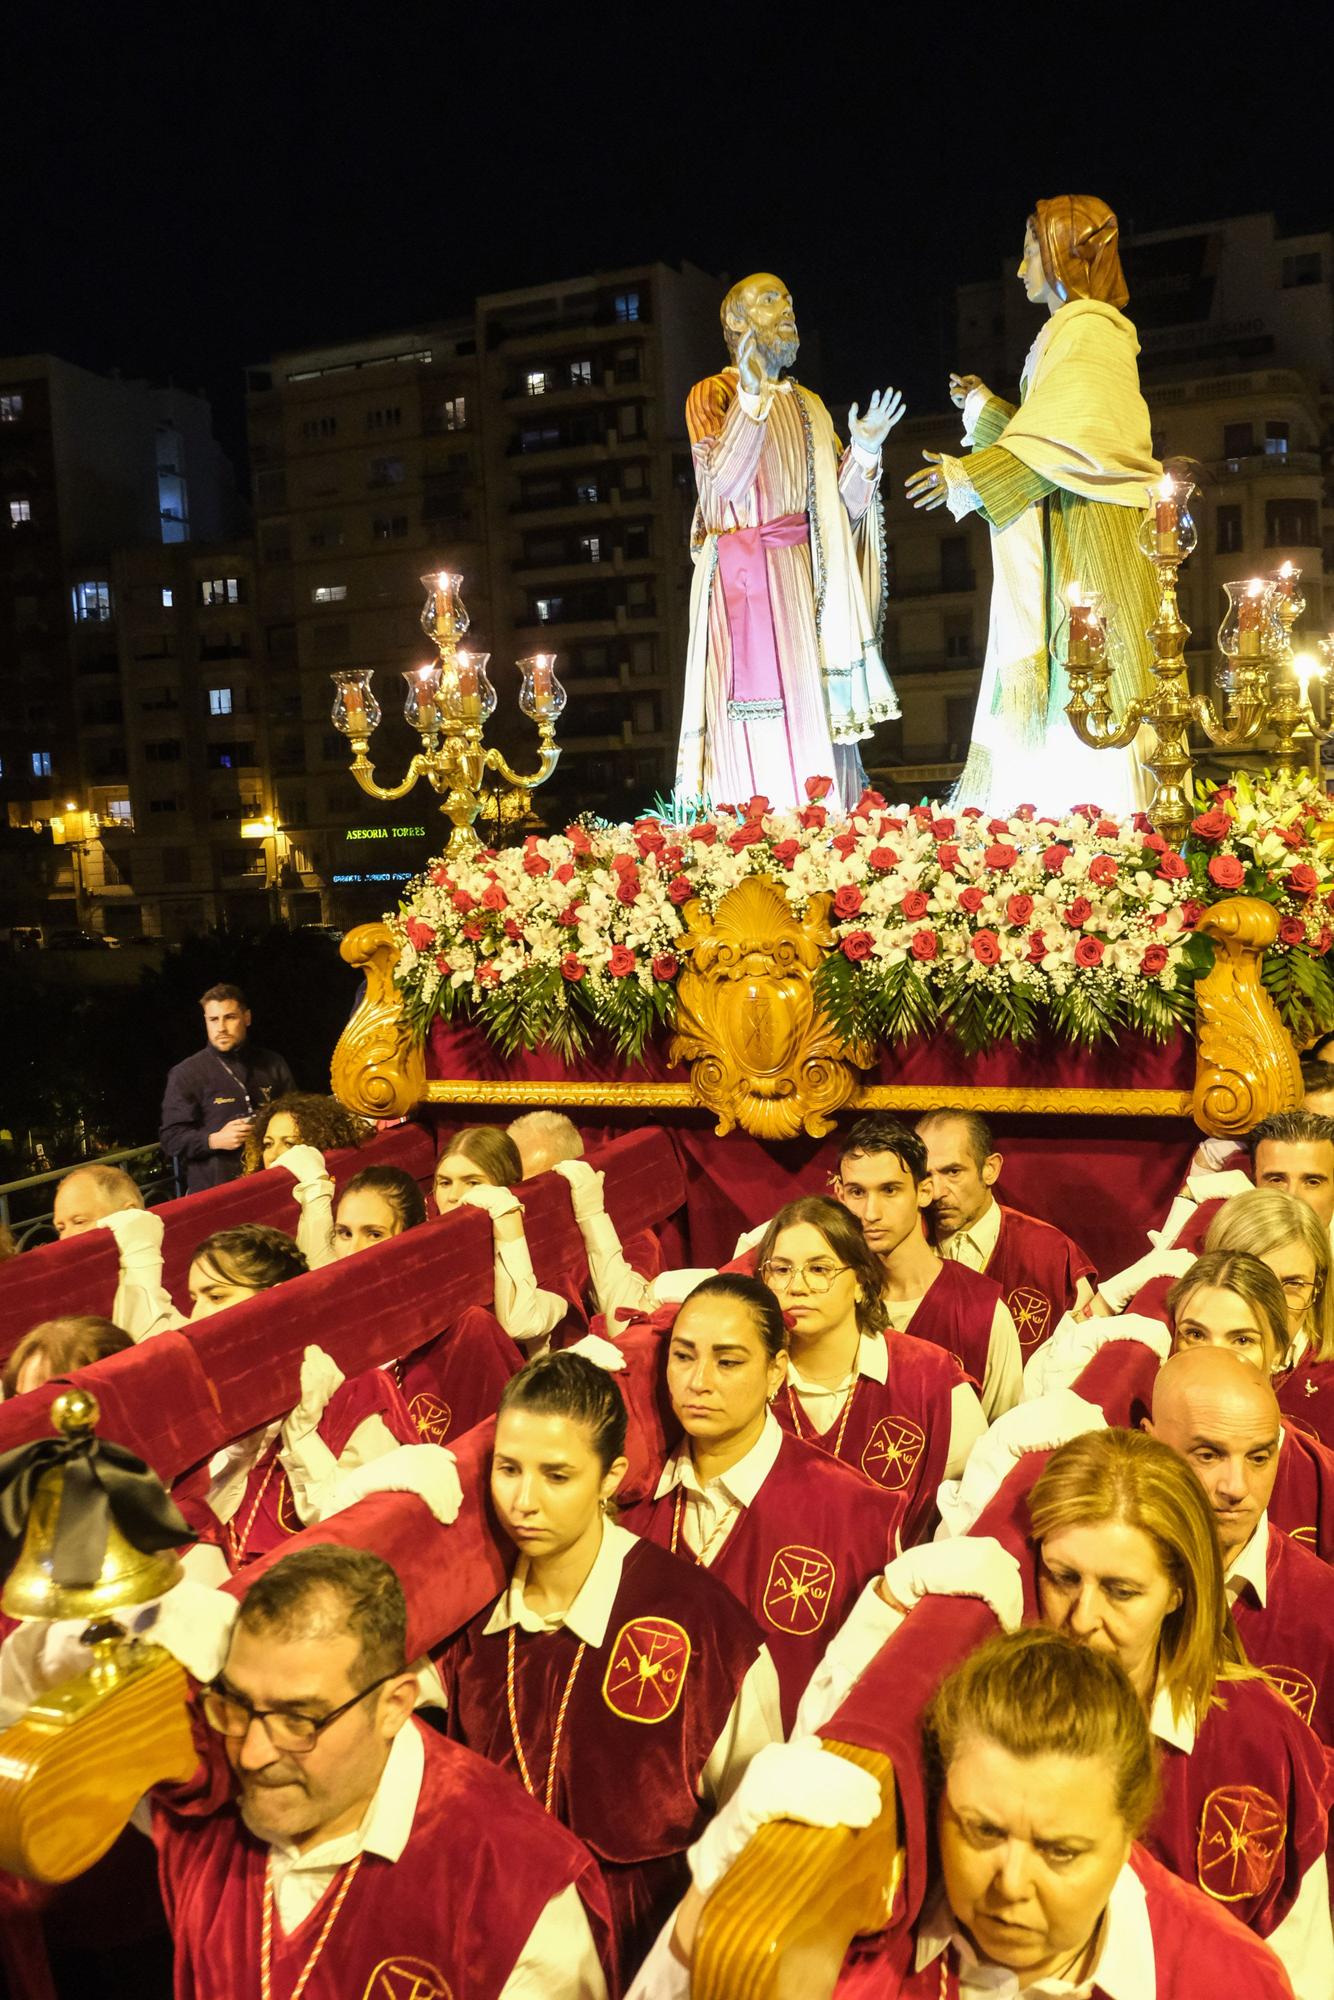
[{"x1": 1214, "y1": 451, "x2": 1321, "y2": 480}]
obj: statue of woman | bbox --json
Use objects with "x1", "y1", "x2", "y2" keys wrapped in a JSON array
[{"x1": 906, "y1": 196, "x2": 1160, "y2": 817}]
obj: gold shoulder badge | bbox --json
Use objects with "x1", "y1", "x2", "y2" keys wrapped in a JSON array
[
  {"x1": 1196, "y1": 1784, "x2": 1285, "y2": 1901},
  {"x1": 360, "y1": 1958, "x2": 452, "y2": 1999},
  {"x1": 409, "y1": 1392, "x2": 453, "y2": 1444},
  {"x1": 762, "y1": 1544, "x2": 836, "y2": 1634},
  {"x1": 602, "y1": 1615, "x2": 691, "y2": 1723},
  {"x1": 860, "y1": 1415, "x2": 925, "y2": 1490}
]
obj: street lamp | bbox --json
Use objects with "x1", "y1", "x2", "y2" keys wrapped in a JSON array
[{"x1": 48, "y1": 807, "x2": 102, "y2": 928}]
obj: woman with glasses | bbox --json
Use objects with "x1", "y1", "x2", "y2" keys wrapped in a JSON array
[
  {"x1": 618, "y1": 1274, "x2": 902, "y2": 1730},
  {"x1": 433, "y1": 1126, "x2": 570, "y2": 1353},
  {"x1": 1203, "y1": 1191, "x2": 1334, "y2": 1445},
  {"x1": 754, "y1": 1197, "x2": 984, "y2": 1545},
  {"x1": 442, "y1": 1352, "x2": 782, "y2": 1981}
]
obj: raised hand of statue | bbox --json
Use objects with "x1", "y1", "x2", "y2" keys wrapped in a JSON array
[
  {"x1": 847, "y1": 386, "x2": 905, "y2": 456},
  {"x1": 736, "y1": 326, "x2": 767, "y2": 399},
  {"x1": 949, "y1": 372, "x2": 984, "y2": 409},
  {"x1": 905, "y1": 450, "x2": 948, "y2": 512}
]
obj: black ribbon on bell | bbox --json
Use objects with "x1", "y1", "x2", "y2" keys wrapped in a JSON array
[{"x1": 0, "y1": 1433, "x2": 196, "y2": 1589}]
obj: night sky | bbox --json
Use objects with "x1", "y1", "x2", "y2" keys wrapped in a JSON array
[{"x1": 11, "y1": 4, "x2": 1330, "y2": 465}]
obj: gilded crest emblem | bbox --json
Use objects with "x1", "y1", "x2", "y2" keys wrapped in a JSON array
[
  {"x1": 602, "y1": 1616, "x2": 691, "y2": 1723},
  {"x1": 1265, "y1": 1665, "x2": 1317, "y2": 1726},
  {"x1": 409, "y1": 1392, "x2": 453, "y2": 1445},
  {"x1": 1196, "y1": 1785, "x2": 1285, "y2": 1901},
  {"x1": 1289, "y1": 1524, "x2": 1317, "y2": 1548},
  {"x1": 761, "y1": 1544, "x2": 836, "y2": 1635},
  {"x1": 860, "y1": 1415, "x2": 925, "y2": 1490},
  {"x1": 360, "y1": 1958, "x2": 452, "y2": 2000},
  {"x1": 1006, "y1": 1285, "x2": 1051, "y2": 1351}
]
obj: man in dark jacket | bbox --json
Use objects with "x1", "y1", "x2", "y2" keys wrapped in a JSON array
[{"x1": 159, "y1": 983, "x2": 296, "y2": 1192}]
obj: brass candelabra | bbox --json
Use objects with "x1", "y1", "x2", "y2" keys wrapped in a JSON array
[{"x1": 331, "y1": 572, "x2": 565, "y2": 858}]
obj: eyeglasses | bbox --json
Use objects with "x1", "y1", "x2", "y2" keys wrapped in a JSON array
[
  {"x1": 1278, "y1": 1275, "x2": 1317, "y2": 1302},
  {"x1": 202, "y1": 1668, "x2": 402, "y2": 1755},
  {"x1": 759, "y1": 1259, "x2": 850, "y2": 1294}
]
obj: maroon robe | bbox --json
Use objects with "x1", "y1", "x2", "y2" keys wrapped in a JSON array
[
  {"x1": 885, "y1": 1260, "x2": 998, "y2": 1393},
  {"x1": 154, "y1": 1718, "x2": 612, "y2": 2000},
  {"x1": 980, "y1": 1203, "x2": 1096, "y2": 1355},
  {"x1": 1231, "y1": 1523, "x2": 1334, "y2": 1744},
  {"x1": 392, "y1": 1305, "x2": 522, "y2": 1445},
  {"x1": 772, "y1": 1330, "x2": 964, "y2": 1547},
  {"x1": 1276, "y1": 1357, "x2": 1334, "y2": 1451},
  {"x1": 442, "y1": 1535, "x2": 765, "y2": 1977},
  {"x1": 833, "y1": 1843, "x2": 1296, "y2": 1998},
  {"x1": 621, "y1": 1429, "x2": 900, "y2": 1730}
]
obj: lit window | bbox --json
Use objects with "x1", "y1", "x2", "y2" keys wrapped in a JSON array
[
  {"x1": 580, "y1": 535, "x2": 601, "y2": 563},
  {"x1": 200, "y1": 577, "x2": 241, "y2": 606},
  {"x1": 72, "y1": 580, "x2": 112, "y2": 622},
  {"x1": 535, "y1": 597, "x2": 563, "y2": 623},
  {"x1": 209, "y1": 688, "x2": 234, "y2": 716},
  {"x1": 0, "y1": 393, "x2": 23, "y2": 422},
  {"x1": 31, "y1": 750, "x2": 52, "y2": 777},
  {"x1": 108, "y1": 798, "x2": 132, "y2": 822},
  {"x1": 614, "y1": 291, "x2": 640, "y2": 323},
  {"x1": 576, "y1": 480, "x2": 600, "y2": 504},
  {"x1": 1264, "y1": 422, "x2": 1290, "y2": 457},
  {"x1": 312, "y1": 584, "x2": 348, "y2": 603},
  {"x1": 442, "y1": 397, "x2": 467, "y2": 431},
  {"x1": 526, "y1": 370, "x2": 550, "y2": 397},
  {"x1": 569, "y1": 360, "x2": 592, "y2": 387},
  {"x1": 161, "y1": 586, "x2": 174, "y2": 608},
  {"x1": 9, "y1": 498, "x2": 30, "y2": 525}
]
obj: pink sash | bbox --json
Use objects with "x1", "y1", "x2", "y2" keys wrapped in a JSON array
[{"x1": 717, "y1": 511, "x2": 808, "y2": 716}]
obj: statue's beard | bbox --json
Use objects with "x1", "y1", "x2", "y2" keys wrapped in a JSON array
[{"x1": 755, "y1": 331, "x2": 799, "y2": 375}]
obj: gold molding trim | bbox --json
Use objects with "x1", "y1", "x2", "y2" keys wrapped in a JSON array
[{"x1": 424, "y1": 1078, "x2": 1191, "y2": 1116}]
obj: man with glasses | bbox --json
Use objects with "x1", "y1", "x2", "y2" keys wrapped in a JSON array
[{"x1": 156, "y1": 1547, "x2": 613, "y2": 1997}]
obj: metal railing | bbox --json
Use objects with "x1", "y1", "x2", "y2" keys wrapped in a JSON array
[{"x1": 0, "y1": 1144, "x2": 175, "y2": 1251}]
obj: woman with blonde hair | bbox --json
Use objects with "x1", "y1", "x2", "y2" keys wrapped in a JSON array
[
  {"x1": 1206, "y1": 1190, "x2": 1334, "y2": 1442},
  {"x1": 434, "y1": 1125, "x2": 568, "y2": 1352}
]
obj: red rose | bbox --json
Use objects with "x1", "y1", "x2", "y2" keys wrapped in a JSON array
[
  {"x1": 832, "y1": 884, "x2": 864, "y2": 919},
  {"x1": 959, "y1": 886, "x2": 986, "y2": 914},
  {"x1": 799, "y1": 804, "x2": 828, "y2": 831},
  {"x1": 558, "y1": 903, "x2": 581, "y2": 928},
  {"x1": 1277, "y1": 824, "x2": 1305, "y2": 851},
  {"x1": 1207, "y1": 854, "x2": 1245, "y2": 889},
  {"x1": 1143, "y1": 832, "x2": 1168, "y2": 856},
  {"x1": 690, "y1": 822, "x2": 718, "y2": 847},
  {"x1": 771, "y1": 839, "x2": 799, "y2": 868},
  {"x1": 1095, "y1": 819, "x2": 1119, "y2": 840},
  {"x1": 522, "y1": 851, "x2": 550, "y2": 876},
  {"x1": 662, "y1": 844, "x2": 684, "y2": 871},
  {"x1": 429, "y1": 865, "x2": 450, "y2": 888},
  {"x1": 634, "y1": 827, "x2": 666, "y2": 858},
  {"x1": 560, "y1": 953, "x2": 586, "y2": 982},
  {"x1": 1006, "y1": 893, "x2": 1034, "y2": 925},
  {"x1": 1014, "y1": 804, "x2": 1037, "y2": 822},
  {"x1": 1190, "y1": 808, "x2": 1230, "y2": 842},
  {"x1": 869, "y1": 845, "x2": 900, "y2": 871},
  {"x1": 840, "y1": 930, "x2": 874, "y2": 961},
  {"x1": 744, "y1": 794, "x2": 770, "y2": 821},
  {"x1": 1027, "y1": 931, "x2": 1048, "y2": 963},
  {"x1": 476, "y1": 961, "x2": 500, "y2": 989},
  {"x1": 608, "y1": 944, "x2": 636, "y2": 977},
  {"x1": 855, "y1": 787, "x2": 888, "y2": 813},
  {"x1": 615, "y1": 873, "x2": 641, "y2": 904},
  {"x1": 1074, "y1": 936, "x2": 1105, "y2": 967},
  {"x1": 667, "y1": 873, "x2": 694, "y2": 905},
  {"x1": 727, "y1": 821, "x2": 766, "y2": 852},
  {"x1": 984, "y1": 842, "x2": 1018, "y2": 869},
  {"x1": 1287, "y1": 864, "x2": 1319, "y2": 896},
  {"x1": 404, "y1": 917, "x2": 435, "y2": 951},
  {"x1": 1318, "y1": 926, "x2": 1333, "y2": 956},
  {"x1": 651, "y1": 952, "x2": 679, "y2": 981},
  {"x1": 434, "y1": 953, "x2": 449, "y2": 974},
  {"x1": 1279, "y1": 917, "x2": 1306, "y2": 946},
  {"x1": 805, "y1": 776, "x2": 833, "y2": 802},
  {"x1": 911, "y1": 806, "x2": 934, "y2": 826},
  {"x1": 1042, "y1": 844, "x2": 1071, "y2": 874},
  {"x1": 971, "y1": 929, "x2": 1002, "y2": 964},
  {"x1": 937, "y1": 843, "x2": 961, "y2": 873},
  {"x1": 480, "y1": 881, "x2": 508, "y2": 911},
  {"x1": 1087, "y1": 855, "x2": 1118, "y2": 887},
  {"x1": 567, "y1": 826, "x2": 593, "y2": 857},
  {"x1": 1155, "y1": 853, "x2": 1189, "y2": 881},
  {"x1": 609, "y1": 852, "x2": 637, "y2": 874},
  {"x1": 1140, "y1": 944, "x2": 1169, "y2": 975},
  {"x1": 1181, "y1": 899, "x2": 1205, "y2": 927},
  {"x1": 931, "y1": 816, "x2": 957, "y2": 840},
  {"x1": 451, "y1": 888, "x2": 476, "y2": 913},
  {"x1": 910, "y1": 929, "x2": 938, "y2": 961},
  {"x1": 1064, "y1": 897, "x2": 1093, "y2": 927},
  {"x1": 831, "y1": 831, "x2": 859, "y2": 859},
  {"x1": 461, "y1": 919, "x2": 484, "y2": 942},
  {"x1": 503, "y1": 918, "x2": 522, "y2": 941},
  {"x1": 901, "y1": 889, "x2": 930, "y2": 919},
  {"x1": 986, "y1": 818, "x2": 1011, "y2": 837},
  {"x1": 960, "y1": 807, "x2": 984, "y2": 821}
]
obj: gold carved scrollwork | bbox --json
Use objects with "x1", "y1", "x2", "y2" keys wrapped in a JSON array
[
  {"x1": 1192, "y1": 896, "x2": 1301, "y2": 1137},
  {"x1": 332, "y1": 922, "x2": 427, "y2": 1121},
  {"x1": 667, "y1": 877, "x2": 873, "y2": 1140}
]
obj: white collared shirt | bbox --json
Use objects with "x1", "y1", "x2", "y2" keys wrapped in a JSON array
[
  {"x1": 938, "y1": 1197, "x2": 1003, "y2": 1274},
  {"x1": 913, "y1": 1857, "x2": 1151, "y2": 1999},
  {"x1": 265, "y1": 1718, "x2": 607, "y2": 1998},
  {"x1": 1224, "y1": 1511, "x2": 1271, "y2": 1608},
  {"x1": 651, "y1": 1410, "x2": 783, "y2": 1564},
  {"x1": 483, "y1": 1518, "x2": 782, "y2": 1806}
]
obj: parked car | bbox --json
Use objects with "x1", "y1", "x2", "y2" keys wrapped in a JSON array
[{"x1": 46, "y1": 928, "x2": 120, "y2": 951}]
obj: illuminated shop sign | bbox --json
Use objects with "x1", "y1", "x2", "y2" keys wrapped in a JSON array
[{"x1": 344, "y1": 824, "x2": 427, "y2": 842}]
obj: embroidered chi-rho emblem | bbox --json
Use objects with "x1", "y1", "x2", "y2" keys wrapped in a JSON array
[
  {"x1": 408, "y1": 1392, "x2": 452, "y2": 1444},
  {"x1": 861, "y1": 1415, "x2": 925, "y2": 1489},
  {"x1": 1196, "y1": 1785, "x2": 1285, "y2": 1900},
  {"x1": 1007, "y1": 1285, "x2": 1052, "y2": 1349},
  {"x1": 1266, "y1": 1665, "x2": 1317, "y2": 1726},
  {"x1": 602, "y1": 1616, "x2": 691, "y2": 1722},
  {"x1": 762, "y1": 1544, "x2": 836, "y2": 1634},
  {"x1": 359, "y1": 1958, "x2": 453, "y2": 2000}
]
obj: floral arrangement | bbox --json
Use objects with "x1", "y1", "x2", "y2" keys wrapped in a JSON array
[{"x1": 388, "y1": 771, "x2": 1334, "y2": 1060}]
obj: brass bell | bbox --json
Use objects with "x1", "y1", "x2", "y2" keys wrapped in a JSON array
[{"x1": 2, "y1": 1388, "x2": 184, "y2": 1622}]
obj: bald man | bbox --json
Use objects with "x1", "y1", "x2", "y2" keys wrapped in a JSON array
[{"x1": 1147, "y1": 1347, "x2": 1334, "y2": 1745}]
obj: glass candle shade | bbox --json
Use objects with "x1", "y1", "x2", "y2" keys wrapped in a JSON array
[
  {"x1": 402, "y1": 662, "x2": 444, "y2": 732},
  {"x1": 517, "y1": 652, "x2": 567, "y2": 721},
  {"x1": 1269, "y1": 561, "x2": 1306, "y2": 632},
  {"x1": 1219, "y1": 579, "x2": 1270, "y2": 664},
  {"x1": 330, "y1": 670, "x2": 380, "y2": 736},
  {"x1": 438, "y1": 649, "x2": 495, "y2": 725},
  {"x1": 1055, "y1": 588, "x2": 1110, "y2": 672},
  {"x1": 419, "y1": 570, "x2": 470, "y2": 643},
  {"x1": 1137, "y1": 475, "x2": 1197, "y2": 561}
]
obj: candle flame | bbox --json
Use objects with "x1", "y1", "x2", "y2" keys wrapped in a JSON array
[
  {"x1": 1066, "y1": 582, "x2": 1088, "y2": 607},
  {"x1": 1246, "y1": 577, "x2": 1267, "y2": 598},
  {"x1": 1278, "y1": 560, "x2": 1296, "y2": 579},
  {"x1": 1156, "y1": 475, "x2": 1176, "y2": 500}
]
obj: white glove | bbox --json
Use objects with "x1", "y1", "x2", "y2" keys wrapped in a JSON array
[
  {"x1": 128, "y1": 1579, "x2": 239, "y2": 1683},
  {"x1": 460, "y1": 1183, "x2": 522, "y2": 1221},
  {"x1": 278, "y1": 1145, "x2": 335, "y2": 1203},
  {"x1": 552, "y1": 1158, "x2": 607, "y2": 1222},
  {"x1": 1021, "y1": 1310, "x2": 1169, "y2": 1402},
  {"x1": 937, "y1": 1390, "x2": 1106, "y2": 1538},
  {"x1": 881, "y1": 1536, "x2": 1023, "y2": 1631},
  {"x1": 566, "y1": 1332, "x2": 627, "y2": 1372},
  {"x1": 320, "y1": 1444, "x2": 463, "y2": 1526},
  {"x1": 285, "y1": 1345, "x2": 345, "y2": 1443},
  {"x1": 686, "y1": 1738, "x2": 881, "y2": 1895},
  {"x1": 1185, "y1": 1165, "x2": 1253, "y2": 1207},
  {"x1": 732, "y1": 1219, "x2": 770, "y2": 1258},
  {"x1": 1095, "y1": 1246, "x2": 1193, "y2": 1315},
  {"x1": 94, "y1": 1206, "x2": 164, "y2": 1264}
]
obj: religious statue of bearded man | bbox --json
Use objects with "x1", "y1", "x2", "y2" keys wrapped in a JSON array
[
  {"x1": 674, "y1": 273, "x2": 904, "y2": 813},
  {"x1": 906, "y1": 196, "x2": 1161, "y2": 819}
]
